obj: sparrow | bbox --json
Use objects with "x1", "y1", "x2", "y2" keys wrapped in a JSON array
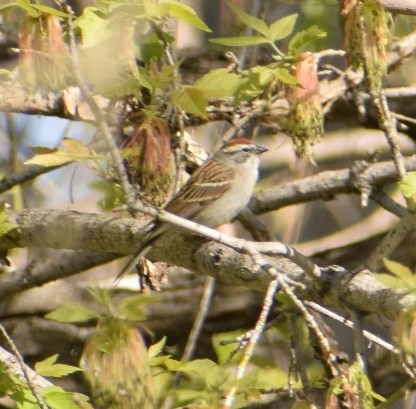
[{"x1": 116, "y1": 137, "x2": 267, "y2": 281}]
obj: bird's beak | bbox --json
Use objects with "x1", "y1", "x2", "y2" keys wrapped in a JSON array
[{"x1": 255, "y1": 144, "x2": 268, "y2": 155}]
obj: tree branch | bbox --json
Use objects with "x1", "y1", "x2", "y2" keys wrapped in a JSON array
[
  {"x1": 1, "y1": 31, "x2": 416, "y2": 133},
  {"x1": 250, "y1": 155, "x2": 416, "y2": 214},
  {"x1": 0, "y1": 208, "x2": 414, "y2": 321}
]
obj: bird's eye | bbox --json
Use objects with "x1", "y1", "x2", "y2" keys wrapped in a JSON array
[{"x1": 242, "y1": 147, "x2": 250, "y2": 152}]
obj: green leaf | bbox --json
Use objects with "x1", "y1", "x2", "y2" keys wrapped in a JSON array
[
  {"x1": 233, "y1": 66, "x2": 280, "y2": 103},
  {"x1": 212, "y1": 331, "x2": 244, "y2": 365},
  {"x1": 158, "y1": 0, "x2": 211, "y2": 32},
  {"x1": 16, "y1": 0, "x2": 38, "y2": 17},
  {"x1": 107, "y1": 3, "x2": 146, "y2": 18},
  {"x1": 148, "y1": 337, "x2": 166, "y2": 359},
  {"x1": 226, "y1": 0, "x2": 269, "y2": 37},
  {"x1": 137, "y1": 67, "x2": 154, "y2": 90},
  {"x1": 45, "y1": 302, "x2": 98, "y2": 323},
  {"x1": 91, "y1": 180, "x2": 124, "y2": 210},
  {"x1": 24, "y1": 148, "x2": 70, "y2": 167},
  {"x1": 93, "y1": 75, "x2": 140, "y2": 98},
  {"x1": 400, "y1": 171, "x2": 416, "y2": 199},
  {"x1": 61, "y1": 138, "x2": 91, "y2": 156},
  {"x1": 349, "y1": 362, "x2": 386, "y2": 403},
  {"x1": 150, "y1": 64, "x2": 177, "y2": 90},
  {"x1": 374, "y1": 273, "x2": 409, "y2": 290},
  {"x1": 165, "y1": 358, "x2": 217, "y2": 378},
  {"x1": 249, "y1": 367, "x2": 288, "y2": 390},
  {"x1": 13, "y1": 388, "x2": 38, "y2": 408},
  {"x1": 173, "y1": 388, "x2": 215, "y2": 407},
  {"x1": 86, "y1": 287, "x2": 113, "y2": 309},
  {"x1": 43, "y1": 386, "x2": 93, "y2": 409},
  {"x1": 269, "y1": 14, "x2": 298, "y2": 41},
  {"x1": 384, "y1": 259, "x2": 414, "y2": 281},
  {"x1": 171, "y1": 86, "x2": 207, "y2": 116},
  {"x1": 30, "y1": 4, "x2": 70, "y2": 18},
  {"x1": 273, "y1": 67, "x2": 298, "y2": 85},
  {"x1": 0, "y1": 69, "x2": 12, "y2": 76},
  {"x1": 116, "y1": 295, "x2": 147, "y2": 321},
  {"x1": 0, "y1": 202, "x2": 18, "y2": 237},
  {"x1": 35, "y1": 355, "x2": 81, "y2": 378},
  {"x1": 0, "y1": 363, "x2": 15, "y2": 396},
  {"x1": 204, "y1": 365, "x2": 228, "y2": 389},
  {"x1": 193, "y1": 68, "x2": 242, "y2": 98},
  {"x1": 77, "y1": 8, "x2": 112, "y2": 48},
  {"x1": 210, "y1": 36, "x2": 269, "y2": 47},
  {"x1": 137, "y1": 30, "x2": 171, "y2": 63},
  {"x1": 25, "y1": 139, "x2": 97, "y2": 167},
  {"x1": 288, "y1": 25, "x2": 327, "y2": 54},
  {"x1": 374, "y1": 259, "x2": 416, "y2": 291},
  {"x1": 24, "y1": 155, "x2": 67, "y2": 167}
]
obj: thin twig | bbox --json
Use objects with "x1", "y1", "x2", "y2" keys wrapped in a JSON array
[
  {"x1": 275, "y1": 274, "x2": 341, "y2": 378},
  {"x1": 63, "y1": 3, "x2": 136, "y2": 210},
  {"x1": 317, "y1": 301, "x2": 416, "y2": 381},
  {"x1": 238, "y1": 0, "x2": 265, "y2": 69},
  {"x1": 392, "y1": 111, "x2": 416, "y2": 126},
  {"x1": 305, "y1": 301, "x2": 398, "y2": 353},
  {"x1": 0, "y1": 164, "x2": 69, "y2": 194},
  {"x1": 0, "y1": 324, "x2": 48, "y2": 409},
  {"x1": 289, "y1": 316, "x2": 311, "y2": 392},
  {"x1": 223, "y1": 276, "x2": 280, "y2": 408},
  {"x1": 370, "y1": 190, "x2": 408, "y2": 218},
  {"x1": 161, "y1": 276, "x2": 216, "y2": 409},
  {"x1": 222, "y1": 241, "x2": 332, "y2": 407},
  {"x1": 350, "y1": 312, "x2": 368, "y2": 372},
  {"x1": 370, "y1": 92, "x2": 406, "y2": 180},
  {"x1": 182, "y1": 277, "x2": 216, "y2": 361},
  {"x1": 366, "y1": 212, "x2": 416, "y2": 271}
]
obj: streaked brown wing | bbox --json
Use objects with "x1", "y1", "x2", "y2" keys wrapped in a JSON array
[{"x1": 164, "y1": 159, "x2": 234, "y2": 217}]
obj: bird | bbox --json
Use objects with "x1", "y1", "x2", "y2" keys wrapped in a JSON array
[{"x1": 116, "y1": 137, "x2": 267, "y2": 281}]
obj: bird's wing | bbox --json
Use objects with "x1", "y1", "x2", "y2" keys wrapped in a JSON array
[{"x1": 164, "y1": 159, "x2": 234, "y2": 218}]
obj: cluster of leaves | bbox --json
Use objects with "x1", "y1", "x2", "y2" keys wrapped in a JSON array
[
  {"x1": 46, "y1": 289, "x2": 298, "y2": 408},
  {"x1": 23, "y1": 138, "x2": 125, "y2": 209},
  {"x1": 24, "y1": 139, "x2": 100, "y2": 168},
  {"x1": 0, "y1": 0, "x2": 325, "y2": 118},
  {"x1": 0, "y1": 356, "x2": 90, "y2": 409},
  {"x1": 0, "y1": 283, "x2": 391, "y2": 409},
  {"x1": 172, "y1": 1, "x2": 326, "y2": 116},
  {"x1": 46, "y1": 287, "x2": 388, "y2": 408}
]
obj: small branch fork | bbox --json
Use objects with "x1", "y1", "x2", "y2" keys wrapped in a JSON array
[
  {"x1": 223, "y1": 253, "x2": 416, "y2": 407},
  {"x1": 222, "y1": 247, "x2": 339, "y2": 408}
]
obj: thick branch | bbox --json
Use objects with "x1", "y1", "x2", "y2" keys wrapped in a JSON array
[
  {"x1": 0, "y1": 209, "x2": 414, "y2": 321},
  {"x1": 0, "y1": 250, "x2": 117, "y2": 299},
  {"x1": 250, "y1": 155, "x2": 416, "y2": 214},
  {"x1": 0, "y1": 164, "x2": 67, "y2": 194}
]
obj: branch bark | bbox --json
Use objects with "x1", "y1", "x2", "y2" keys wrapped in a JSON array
[
  {"x1": 250, "y1": 155, "x2": 416, "y2": 214},
  {"x1": 0, "y1": 208, "x2": 414, "y2": 321}
]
